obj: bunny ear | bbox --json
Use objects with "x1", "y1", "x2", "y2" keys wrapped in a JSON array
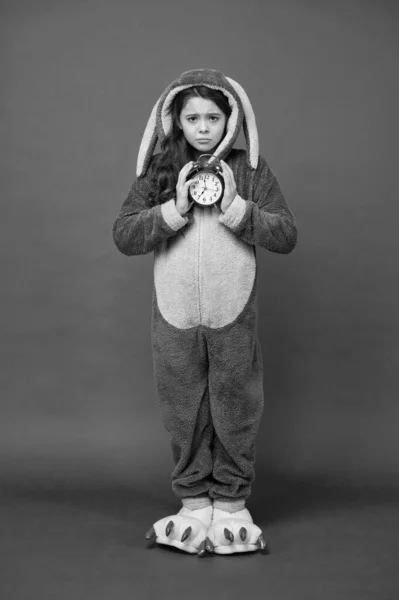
[
  {"x1": 225, "y1": 77, "x2": 259, "y2": 170},
  {"x1": 136, "y1": 94, "x2": 162, "y2": 177}
]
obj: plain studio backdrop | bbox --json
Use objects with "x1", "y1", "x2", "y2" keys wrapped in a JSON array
[{"x1": 1, "y1": 0, "x2": 399, "y2": 597}]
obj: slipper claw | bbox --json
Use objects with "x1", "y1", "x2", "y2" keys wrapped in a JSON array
[
  {"x1": 145, "y1": 526, "x2": 156, "y2": 541},
  {"x1": 257, "y1": 533, "x2": 268, "y2": 553},
  {"x1": 205, "y1": 536, "x2": 214, "y2": 553},
  {"x1": 197, "y1": 539, "x2": 207, "y2": 557}
]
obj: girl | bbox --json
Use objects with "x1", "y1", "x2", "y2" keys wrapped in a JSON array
[{"x1": 112, "y1": 69, "x2": 298, "y2": 557}]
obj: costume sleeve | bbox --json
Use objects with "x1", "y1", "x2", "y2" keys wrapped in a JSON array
[
  {"x1": 218, "y1": 155, "x2": 298, "y2": 254},
  {"x1": 112, "y1": 174, "x2": 194, "y2": 256}
]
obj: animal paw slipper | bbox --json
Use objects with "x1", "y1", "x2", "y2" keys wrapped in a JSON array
[
  {"x1": 145, "y1": 505, "x2": 213, "y2": 555},
  {"x1": 206, "y1": 507, "x2": 268, "y2": 555}
]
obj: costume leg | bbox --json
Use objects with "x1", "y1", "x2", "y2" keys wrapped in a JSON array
[
  {"x1": 205, "y1": 279, "x2": 264, "y2": 503},
  {"x1": 151, "y1": 289, "x2": 214, "y2": 500},
  {"x1": 204, "y1": 280, "x2": 268, "y2": 555}
]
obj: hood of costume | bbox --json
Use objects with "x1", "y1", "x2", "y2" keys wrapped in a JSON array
[{"x1": 136, "y1": 68, "x2": 259, "y2": 178}]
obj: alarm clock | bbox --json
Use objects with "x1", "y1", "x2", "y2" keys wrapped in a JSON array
[{"x1": 187, "y1": 154, "x2": 225, "y2": 207}]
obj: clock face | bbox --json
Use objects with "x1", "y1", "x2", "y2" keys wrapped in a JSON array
[{"x1": 189, "y1": 172, "x2": 224, "y2": 206}]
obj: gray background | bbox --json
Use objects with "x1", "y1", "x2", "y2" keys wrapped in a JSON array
[
  {"x1": 2, "y1": 0, "x2": 398, "y2": 486},
  {"x1": 1, "y1": 1, "x2": 399, "y2": 597}
]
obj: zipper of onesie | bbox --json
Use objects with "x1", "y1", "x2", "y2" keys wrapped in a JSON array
[{"x1": 197, "y1": 206, "x2": 203, "y2": 323}]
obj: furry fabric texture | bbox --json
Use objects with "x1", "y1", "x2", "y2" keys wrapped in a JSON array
[
  {"x1": 112, "y1": 69, "x2": 297, "y2": 504},
  {"x1": 150, "y1": 278, "x2": 264, "y2": 501}
]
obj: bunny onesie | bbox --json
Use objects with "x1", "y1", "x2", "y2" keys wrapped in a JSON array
[{"x1": 112, "y1": 69, "x2": 297, "y2": 555}]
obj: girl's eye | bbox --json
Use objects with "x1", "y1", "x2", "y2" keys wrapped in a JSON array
[{"x1": 187, "y1": 116, "x2": 220, "y2": 123}]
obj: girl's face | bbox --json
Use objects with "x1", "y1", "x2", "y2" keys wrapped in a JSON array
[{"x1": 178, "y1": 97, "x2": 227, "y2": 156}]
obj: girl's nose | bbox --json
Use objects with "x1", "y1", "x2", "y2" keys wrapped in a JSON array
[{"x1": 199, "y1": 121, "x2": 209, "y2": 133}]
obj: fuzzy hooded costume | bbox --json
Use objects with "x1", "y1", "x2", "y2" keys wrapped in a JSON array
[{"x1": 112, "y1": 69, "x2": 297, "y2": 506}]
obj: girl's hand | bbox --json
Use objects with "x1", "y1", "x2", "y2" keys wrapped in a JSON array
[
  {"x1": 175, "y1": 161, "x2": 197, "y2": 216},
  {"x1": 220, "y1": 160, "x2": 237, "y2": 213}
]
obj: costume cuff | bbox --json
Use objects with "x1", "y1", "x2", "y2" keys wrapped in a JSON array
[
  {"x1": 218, "y1": 194, "x2": 247, "y2": 230},
  {"x1": 161, "y1": 198, "x2": 190, "y2": 231}
]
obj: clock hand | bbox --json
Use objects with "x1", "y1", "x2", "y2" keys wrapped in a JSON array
[{"x1": 191, "y1": 180, "x2": 205, "y2": 197}]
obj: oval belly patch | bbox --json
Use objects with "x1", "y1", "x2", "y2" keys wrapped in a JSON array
[{"x1": 154, "y1": 204, "x2": 256, "y2": 329}]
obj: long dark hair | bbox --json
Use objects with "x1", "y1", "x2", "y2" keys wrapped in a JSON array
[{"x1": 148, "y1": 86, "x2": 231, "y2": 207}]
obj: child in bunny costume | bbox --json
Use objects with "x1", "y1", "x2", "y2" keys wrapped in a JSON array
[{"x1": 112, "y1": 68, "x2": 297, "y2": 556}]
